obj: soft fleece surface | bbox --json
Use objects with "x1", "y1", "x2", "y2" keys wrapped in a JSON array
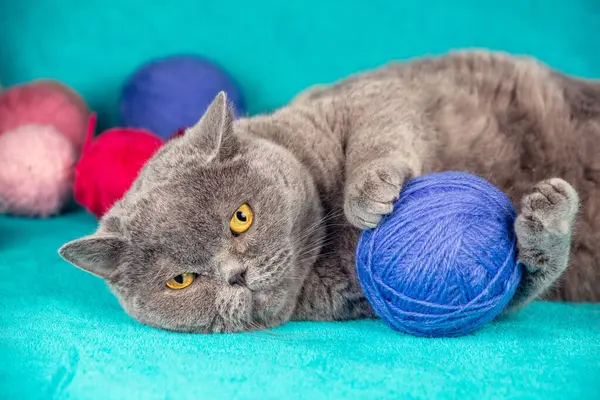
[
  {"x1": 0, "y1": 211, "x2": 599, "y2": 399},
  {"x1": 1, "y1": 0, "x2": 600, "y2": 399}
]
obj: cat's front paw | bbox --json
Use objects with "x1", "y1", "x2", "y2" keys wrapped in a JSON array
[
  {"x1": 507, "y1": 178, "x2": 579, "y2": 310},
  {"x1": 516, "y1": 178, "x2": 579, "y2": 240},
  {"x1": 344, "y1": 160, "x2": 409, "y2": 229},
  {"x1": 514, "y1": 178, "x2": 579, "y2": 271}
]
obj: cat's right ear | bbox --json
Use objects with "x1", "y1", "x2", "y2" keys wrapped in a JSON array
[
  {"x1": 58, "y1": 235, "x2": 126, "y2": 278},
  {"x1": 184, "y1": 91, "x2": 238, "y2": 162}
]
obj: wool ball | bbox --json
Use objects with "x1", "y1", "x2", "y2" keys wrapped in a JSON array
[
  {"x1": 0, "y1": 125, "x2": 76, "y2": 217},
  {"x1": 120, "y1": 55, "x2": 245, "y2": 140},
  {"x1": 74, "y1": 115, "x2": 163, "y2": 218},
  {"x1": 0, "y1": 80, "x2": 89, "y2": 152},
  {"x1": 356, "y1": 171, "x2": 522, "y2": 338}
]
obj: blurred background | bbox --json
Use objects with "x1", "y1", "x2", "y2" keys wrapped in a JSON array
[{"x1": 1, "y1": 0, "x2": 599, "y2": 131}]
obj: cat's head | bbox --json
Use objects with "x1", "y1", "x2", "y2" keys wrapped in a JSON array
[{"x1": 59, "y1": 92, "x2": 323, "y2": 332}]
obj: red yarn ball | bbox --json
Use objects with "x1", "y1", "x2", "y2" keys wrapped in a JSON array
[{"x1": 74, "y1": 114, "x2": 163, "y2": 218}]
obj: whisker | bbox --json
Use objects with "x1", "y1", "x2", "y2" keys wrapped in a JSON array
[
  {"x1": 296, "y1": 250, "x2": 340, "y2": 264},
  {"x1": 240, "y1": 320, "x2": 286, "y2": 338},
  {"x1": 294, "y1": 209, "x2": 345, "y2": 242},
  {"x1": 298, "y1": 228, "x2": 342, "y2": 248},
  {"x1": 295, "y1": 238, "x2": 337, "y2": 258}
]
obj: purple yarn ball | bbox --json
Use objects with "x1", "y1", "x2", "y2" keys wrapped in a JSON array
[
  {"x1": 356, "y1": 171, "x2": 522, "y2": 338},
  {"x1": 120, "y1": 56, "x2": 244, "y2": 139}
]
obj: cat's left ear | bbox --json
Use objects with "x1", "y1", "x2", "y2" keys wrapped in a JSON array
[
  {"x1": 58, "y1": 234, "x2": 127, "y2": 279},
  {"x1": 185, "y1": 91, "x2": 239, "y2": 162}
]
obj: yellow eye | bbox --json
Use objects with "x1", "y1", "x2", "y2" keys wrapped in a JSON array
[
  {"x1": 230, "y1": 203, "x2": 253, "y2": 234},
  {"x1": 166, "y1": 273, "x2": 196, "y2": 289}
]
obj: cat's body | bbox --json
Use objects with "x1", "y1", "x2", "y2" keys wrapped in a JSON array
[
  {"x1": 60, "y1": 50, "x2": 597, "y2": 333},
  {"x1": 265, "y1": 50, "x2": 600, "y2": 310}
]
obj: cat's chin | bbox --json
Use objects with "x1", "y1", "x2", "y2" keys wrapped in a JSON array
[
  {"x1": 252, "y1": 281, "x2": 302, "y2": 325},
  {"x1": 120, "y1": 291, "x2": 295, "y2": 334}
]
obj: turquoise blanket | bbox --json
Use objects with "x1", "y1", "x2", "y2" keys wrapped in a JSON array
[
  {"x1": 1, "y1": 212, "x2": 600, "y2": 399},
  {"x1": 1, "y1": 0, "x2": 600, "y2": 398}
]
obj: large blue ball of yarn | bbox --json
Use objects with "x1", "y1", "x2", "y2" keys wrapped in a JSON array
[
  {"x1": 356, "y1": 171, "x2": 522, "y2": 337},
  {"x1": 120, "y1": 55, "x2": 245, "y2": 140}
]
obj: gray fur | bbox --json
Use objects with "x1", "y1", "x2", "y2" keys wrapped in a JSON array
[
  {"x1": 60, "y1": 50, "x2": 598, "y2": 333},
  {"x1": 508, "y1": 178, "x2": 579, "y2": 311}
]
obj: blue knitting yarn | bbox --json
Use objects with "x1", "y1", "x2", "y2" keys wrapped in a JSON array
[
  {"x1": 356, "y1": 171, "x2": 522, "y2": 337},
  {"x1": 120, "y1": 55, "x2": 245, "y2": 140}
]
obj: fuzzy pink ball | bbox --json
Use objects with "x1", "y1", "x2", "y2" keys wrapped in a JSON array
[
  {"x1": 0, "y1": 125, "x2": 76, "y2": 217},
  {"x1": 0, "y1": 80, "x2": 89, "y2": 152}
]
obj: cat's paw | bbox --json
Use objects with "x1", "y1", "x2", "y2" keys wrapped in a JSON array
[
  {"x1": 516, "y1": 178, "x2": 579, "y2": 238},
  {"x1": 514, "y1": 178, "x2": 579, "y2": 269},
  {"x1": 508, "y1": 178, "x2": 579, "y2": 310},
  {"x1": 344, "y1": 160, "x2": 409, "y2": 229}
]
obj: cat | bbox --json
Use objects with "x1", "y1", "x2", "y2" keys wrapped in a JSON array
[{"x1": 59, "y1": 50, "x2": 599, "y2": 333}]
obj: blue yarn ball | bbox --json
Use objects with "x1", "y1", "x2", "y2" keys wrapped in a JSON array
[
  {"x1": 120, "y1": 55, "x2": 245, "y2": 140},
  {"x1": 356, "y1": 171, "x2": 522, "y2": 337}
]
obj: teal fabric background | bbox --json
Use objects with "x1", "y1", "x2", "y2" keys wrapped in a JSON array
[
  {"x1": 1, "y1": 1, "x2": 600, "y2": 127},
  {"x1": 1, "y1": 0, "x2": 600, "y2": 399}
]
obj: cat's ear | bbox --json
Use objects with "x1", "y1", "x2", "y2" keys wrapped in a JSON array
[
  {"x1": 58, "y1": 235, "x2": 126, "y2": 278},
  {"x1": 185, "y1": 91, "x2": 238, "y2": 161}
]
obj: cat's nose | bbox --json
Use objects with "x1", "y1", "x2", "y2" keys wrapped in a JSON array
[{"x1": 227, "y1": 268, "x2": 247, "y2": 287}]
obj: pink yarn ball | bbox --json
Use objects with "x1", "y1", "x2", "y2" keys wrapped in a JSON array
[
  {"x1": 0, "y1": 124, "x2": 76, "y2": 217},
  {"x1": 0, "y1": 80, "x2": 89, "y2": 152}
]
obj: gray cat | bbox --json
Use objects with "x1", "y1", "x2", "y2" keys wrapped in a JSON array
[{"x1": 59, "y1": 50, "x2": 598, "y2": 333}]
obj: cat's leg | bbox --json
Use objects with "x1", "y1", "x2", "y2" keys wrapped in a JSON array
[
  {"x1": 343, "y1": 115, "x2": 430, "y2": 229},
  {"x1": 507, "y1": 178, "x2": 580, "y2": 311}
]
